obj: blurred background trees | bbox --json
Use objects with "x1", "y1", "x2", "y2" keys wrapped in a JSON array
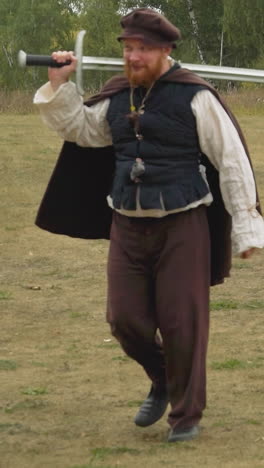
[{"x1": 0, "y1": 0, "x2": 263, "y2": 90}]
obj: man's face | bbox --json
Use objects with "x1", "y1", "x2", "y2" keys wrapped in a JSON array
[{"x1": 123, "y1": 39, "x2": 171, "y2": 87}]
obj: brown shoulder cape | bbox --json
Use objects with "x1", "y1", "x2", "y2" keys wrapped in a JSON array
[{"x1": 35, "y1": 66, "x2": 261, "y2": 286}]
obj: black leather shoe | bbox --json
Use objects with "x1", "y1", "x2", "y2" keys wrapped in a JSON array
[
  {"x1": 134, "y1": 385, "x2": 169, "y2": 427},
  {"x1": 167, "y1": 425, "x2": 199, "y2": 442}
]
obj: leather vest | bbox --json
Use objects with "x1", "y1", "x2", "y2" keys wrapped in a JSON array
[{"x1": 106, "y1": 80, "x2": 210, "y2": 211}]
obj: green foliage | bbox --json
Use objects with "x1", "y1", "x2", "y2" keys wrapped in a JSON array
[
  {"x1": 119, "y1": 0, "x2": 264, "y2": 67},
  {"x1": 211, "y1": 357, "x2": 263, "y2": 370},
  {"x1": 0, "y1": 0, "x2": 263, "y2": 91},
  {"x1": 5, "y1": 399, "x2": 47, "y2": 413},
  {"x1": 223, "y1": 0, "x2": 264, "y2": 67},
  {"x1": 210, "y1": 299, "x2": 239, "y2": 310},
  {"x1": 0, "y1": 423, "x2": 24, "y2": 432},
  {"x1": 210, "y1": 298, "x2": 264, "y2": 311},
  {"x1": 244, "y1": 300, "x2": 264, "y2": 309},
  {"x1": 211, "y1": 359, "x2": 246, "y2": 370},
  {"x1": 79, "y1": 0, "x2": 121, "y2": 56},
  {"x1": 78, "y1": 0, "x2": 123, "y2": 90},
  {"x1": 0, "y1": 290, "x2": 12, "y2": 300},
  {"x1": 0, "y1": 0, "x2": 77, "y2": 90},
  {"x1": 0, "y1": 359, "x2": 18, "y2": 370}
]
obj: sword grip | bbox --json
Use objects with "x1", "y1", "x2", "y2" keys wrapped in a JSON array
[{"x1": 18, "y1": 50, "x2": 71, "y2": 68}]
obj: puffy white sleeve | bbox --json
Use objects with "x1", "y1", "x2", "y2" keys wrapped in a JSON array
[
  {"x1": 191, "y1": 89, "x2": 264, "y2": 255},
  {"x1": 33, "y1": 81, "x2": 113, "y2": 148}
]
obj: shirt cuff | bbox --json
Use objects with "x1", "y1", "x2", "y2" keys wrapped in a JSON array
[
  {"x1": 231, "y1": 208, "x2": 264, "y2": 255},
  {"x1": 33, "y1": 81, "x2": 84, "y2": 134},
  {"x1": 33, "y1": 81, "x2": 77, "y2": 105}
]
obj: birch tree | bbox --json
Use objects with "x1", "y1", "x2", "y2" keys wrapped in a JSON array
[
  {"x1": 118, "y1": 0, "x2": 224, "y2": 64},
  {"x1": 185, "y1": 0, "x2": 205, "y2": 63}
]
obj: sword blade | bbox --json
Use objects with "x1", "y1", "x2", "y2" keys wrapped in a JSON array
[{"x1": 81, "y1": 55, "x2": 264, "y2": 83}]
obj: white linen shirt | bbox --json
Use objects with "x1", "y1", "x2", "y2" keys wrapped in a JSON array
[{"x1": 34, "y1": 81, "x2": 264, "y2": 255}]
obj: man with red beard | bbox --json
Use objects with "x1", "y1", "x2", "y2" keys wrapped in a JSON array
[
  {"x1": 34, "y1": 8, "x2": 264, "y2": 442},
  {"x1": 123, "y1": 40, "x2": 170, "y2": 87}
]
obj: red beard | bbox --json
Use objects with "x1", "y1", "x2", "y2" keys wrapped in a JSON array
[{"x1": 124, "y1": 56, "x2": 164, "y2": 87}]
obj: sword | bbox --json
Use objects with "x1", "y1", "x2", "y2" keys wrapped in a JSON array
[{"x1": 18, "y1": 30, "x2": 264, "y2": 95}]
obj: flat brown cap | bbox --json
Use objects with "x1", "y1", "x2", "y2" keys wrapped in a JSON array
[{"x1": 117, "y1": 8, "x2": 181, "y2": 49}]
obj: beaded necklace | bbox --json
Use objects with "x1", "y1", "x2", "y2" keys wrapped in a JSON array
[
  {"x1": 129, "y1": 81, "x2": 155, "y2": 116},
  {"x1": 129, "y1": 82, "x2": 155, "y2": 138}
]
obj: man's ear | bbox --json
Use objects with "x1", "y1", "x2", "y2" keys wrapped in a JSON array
[{"x1": 163, "y1": 46, "x2": 173, "y2": 57}]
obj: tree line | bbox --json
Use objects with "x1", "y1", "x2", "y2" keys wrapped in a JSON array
[{"x1": 0, "y1": 0, "x2": 263, "y2": 91}]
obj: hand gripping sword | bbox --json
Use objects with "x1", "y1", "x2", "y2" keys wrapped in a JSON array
[{"x1": 18, "y1": 30, "x2": 264, "y2": 95}]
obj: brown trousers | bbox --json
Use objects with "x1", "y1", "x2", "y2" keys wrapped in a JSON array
[{"x1": 106, "y1": 206, "x2": 211, "y2": 429}]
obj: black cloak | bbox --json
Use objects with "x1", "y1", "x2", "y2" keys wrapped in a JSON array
[{"x1": 35, "y1": 67, "x2": 261, "y2": 286}]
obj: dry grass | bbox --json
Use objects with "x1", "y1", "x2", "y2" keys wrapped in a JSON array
[
  {"x1": 0, "y1": 111, "x2": 263, "y2": 468},
  {"x1": 223, "y1": 86, "x2": 264, "y2": 116},
  {"x1": 0, "y1": 90, "x2": 37, "y2": 114},
  {"x1": 0, "y1": 85, "x2": 264, "y2": 115}
]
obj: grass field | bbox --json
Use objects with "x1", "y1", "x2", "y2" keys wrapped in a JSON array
[{"x1": 0, "y1": 101, "x2": 264, "y2": 468}]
